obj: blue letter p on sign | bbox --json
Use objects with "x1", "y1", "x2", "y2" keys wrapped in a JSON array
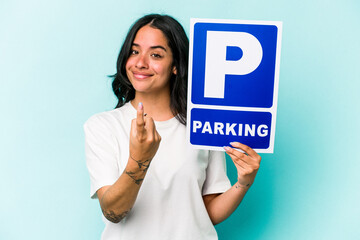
[{"x1": 187, "y1": 19, "x2": 282, "y2": 153}]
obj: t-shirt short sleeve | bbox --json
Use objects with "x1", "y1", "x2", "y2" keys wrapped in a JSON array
[
  {"x1": 202, "y1": 151, "x2": 231, "y2": 196},
  {"x1": 84, "y1": 115, "x2": 120, "y2": 199}
]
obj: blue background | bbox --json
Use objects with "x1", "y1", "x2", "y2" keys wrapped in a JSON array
[
  {"x1": 190, "y1": 109, "x2": 272, "y2": 148},
  {"x1": 191, "y1": 23, "x2": 278, "y2": 108},
  {"x1": 1, "y1": 0, "x2": 359, "y2": 239}
]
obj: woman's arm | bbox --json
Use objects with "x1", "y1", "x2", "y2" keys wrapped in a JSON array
[
  {"x1": 97, "y1": 103, "x2": 161, "y2": 223},
  {"x1": 203, "y1": 142, "x2": 261, "y2": 225}
]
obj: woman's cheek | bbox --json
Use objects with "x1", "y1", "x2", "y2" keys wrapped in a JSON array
[{"x1": 125, "y1": 58, "x2": 134, "y2": 69}]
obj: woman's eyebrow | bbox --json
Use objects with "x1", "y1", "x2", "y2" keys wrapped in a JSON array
[
  {"x1": 150, "y1": 45, "x2": 167, "y2": 52},
  {"x1": 132, "y1": 43, "x2": 167, "y2": 52}
]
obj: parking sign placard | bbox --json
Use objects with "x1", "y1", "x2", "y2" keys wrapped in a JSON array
[{"x1": 187, "y1": 18, "x2": 282, "y2": 153}]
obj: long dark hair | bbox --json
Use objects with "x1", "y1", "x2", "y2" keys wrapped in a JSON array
[{"x1": 111, "y1": 14, "x2": 189, "y2": 125}]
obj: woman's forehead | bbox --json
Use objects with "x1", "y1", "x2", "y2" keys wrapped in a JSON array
[{"x1": 133, "y1": 25, "x2": 170, "y2": 50}]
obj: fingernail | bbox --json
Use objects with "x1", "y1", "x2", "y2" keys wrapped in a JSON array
[
  {"x1": 224, "y1": 146, "x2": 230, "y2": 151},
  {"x1": 230, "y1": 142, "x2": 235, "y2": 145},
  {"x1": 138, "y1": 102, "x2": 143, "y2": 110}
]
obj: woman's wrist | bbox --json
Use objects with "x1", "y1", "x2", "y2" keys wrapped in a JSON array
[
  {"x1": 235, "y1": 178, "x2": 252, "y2": 189},
  {"x1": 124, "y1": 157, "x2": 148, "y2": 186},
  {"x1": 129, "y1": 155, "x2": 152, "y2": 172}
]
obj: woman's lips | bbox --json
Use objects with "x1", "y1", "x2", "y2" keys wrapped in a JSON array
[{"x1": 133, "y1": 72, "x2": 153, "y2": 80}]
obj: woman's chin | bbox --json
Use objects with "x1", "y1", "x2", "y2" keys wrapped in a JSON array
[
  {"x1": 131, "y1": 82, "x2": 152, "y2": 92},
  {"x1": 133, "y1": 85, "x2": 152, "y2": 93}
]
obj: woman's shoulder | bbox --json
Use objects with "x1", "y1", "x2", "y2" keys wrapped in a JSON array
[
  {"x1": 85, "y1": 108, "x2": 118, "y2": 126},
  {"x1": 84, "y1": 103, "x2": 134, "y2": 129}
]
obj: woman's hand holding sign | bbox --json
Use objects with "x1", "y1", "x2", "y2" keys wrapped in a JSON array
[{"x1": 224, "y1": 142, "x2": 261, "y2": 189}]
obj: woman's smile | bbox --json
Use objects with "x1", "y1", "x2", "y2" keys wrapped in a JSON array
[{"x1": 132, "y1": 71, "x2": 154, "y2": 80}]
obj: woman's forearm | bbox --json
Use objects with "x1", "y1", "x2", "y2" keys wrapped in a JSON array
[
  {"x1": 98, "y1": 158, "x2": 148, "y2": 223},
  {"x1": 205, "y1": 182, "x2": 250, "y2": 225}
]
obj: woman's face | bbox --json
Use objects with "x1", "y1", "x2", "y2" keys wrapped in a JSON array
[{"x1": 126, "y1": 25, "x2": 176, "y2": 95}]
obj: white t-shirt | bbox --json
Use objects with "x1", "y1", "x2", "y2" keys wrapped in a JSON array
[{"x1": 84, "y1": 102, "x2": 231, "y2": 240}]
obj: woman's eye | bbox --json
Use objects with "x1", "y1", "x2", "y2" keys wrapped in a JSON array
[
  {"x1": 130, "y1": 50, "x2": 138, "y2": 55},
  {"x1": 151, "y1": 53, "x2": 162, "y2": 58}
]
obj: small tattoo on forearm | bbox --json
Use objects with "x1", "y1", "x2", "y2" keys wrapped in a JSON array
[
  {"x1": 125, "y1": 170, "x2": 144, "y2": 185},
  {"x1": 102, "y1": 209, "x2": 129, "y2": 223},
  {"x1": 235, "y1": 183, "x2": 250, "y2": 189},
  {"x1": 130, "y1": 156, "x2": 151, "y2": 172}
]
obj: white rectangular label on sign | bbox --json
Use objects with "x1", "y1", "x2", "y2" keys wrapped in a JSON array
[{"x1": 186, "y1": 18, "x2": 282, "y2": 153}]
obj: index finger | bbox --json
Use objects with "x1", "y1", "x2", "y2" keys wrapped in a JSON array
[
  {"x1": 230, "y1": 142, "x2": 260, "y2": 160},
  {"x1": 136, "y1": 102, "x2": 145, "y2": 133}
]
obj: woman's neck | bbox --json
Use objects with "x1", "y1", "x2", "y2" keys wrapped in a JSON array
[{"x1": 131, "y1": 91, "x2": 174, "y2": 121}]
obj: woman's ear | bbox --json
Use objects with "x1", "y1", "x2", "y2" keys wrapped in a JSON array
[{"x1": 172, "y1": 66, "x2": 177, "y2": 75}]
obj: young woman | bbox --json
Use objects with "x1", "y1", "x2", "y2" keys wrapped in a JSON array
[{"x1": 84, "y1": 14, "x2": 261, "y2": 240}]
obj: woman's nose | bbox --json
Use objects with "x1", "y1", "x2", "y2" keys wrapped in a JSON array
[{"x1": 135, "y1": 54, "x2": 148, "y2": 69}]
